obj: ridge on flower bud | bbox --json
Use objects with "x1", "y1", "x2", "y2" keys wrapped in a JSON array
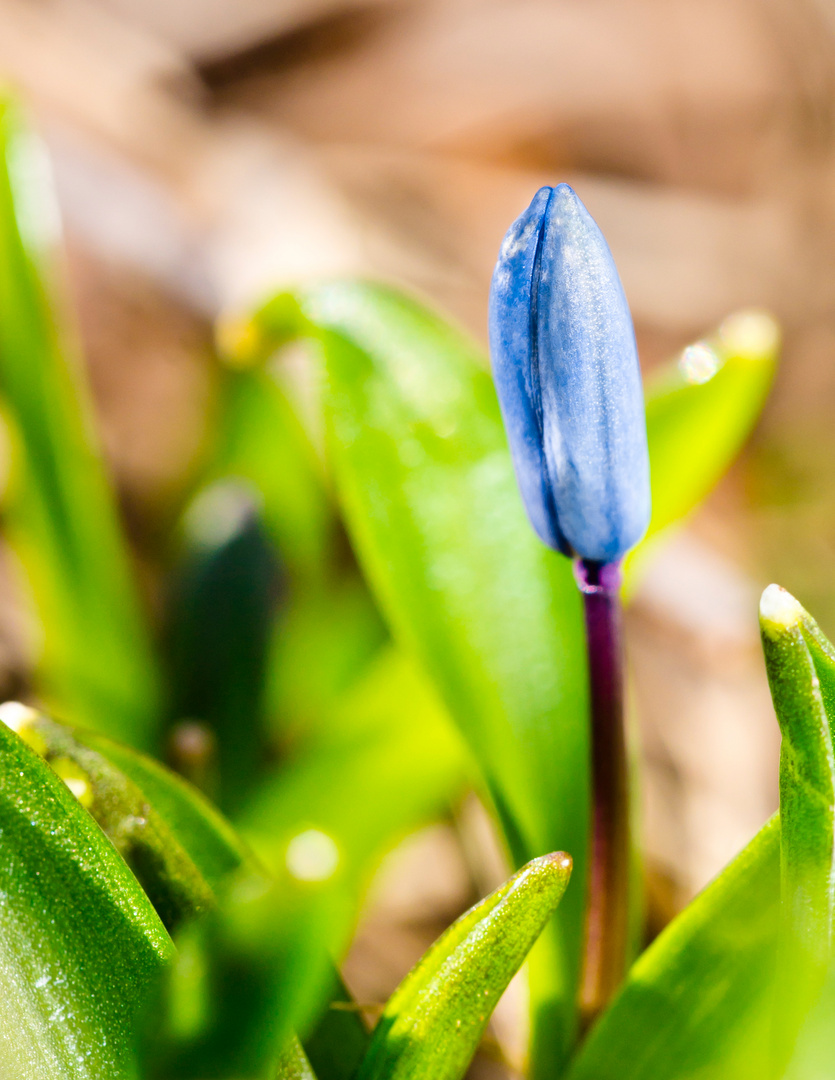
[{"x1": 488, "y1": 184, "x2": 651, "y2": 564}]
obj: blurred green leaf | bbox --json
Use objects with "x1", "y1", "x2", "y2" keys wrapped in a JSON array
[
  {"x1": 760, "y1": 587, "x2": 835, "y2": 1069},
  {"x1": 205, "y1": 328, "x2": 388, "y2": 742},
  {"x1": 782, "y1": 962, "x2": 835, "y2": 1079},
  {"x1": 566, "y1": 817, "x2": 780, "y2": 1080},
  {"x1": 0, "y1": 96, "x2": 160, "y2": 745},
  {"x1": 240, "y1": 644, "x2": 470, "y2": 934},
  {"x1": 265, "y1": 574, "x2": 387, "y2": 741},
  {"x1": 209, "y1": 365, "x2": 332, "y2": 583},
  {"x1": 356, "y1": 852, "x2": 572, "y2": 1080},
  {"x1": 628, "y1": 310, "x2": 778, "y2": 586},
  {"x1": 168, "y1": 481, "x2": 282, "y2": 813},
  {"x1": 0, "y1": 708, "x2": 173, "y2": 1079}
]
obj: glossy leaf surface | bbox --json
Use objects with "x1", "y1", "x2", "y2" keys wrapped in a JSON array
[
  {"x1": 0, "y1": 711, "x2": 173, "y2": 1079},
  {"x1": 566, "y1": 818, "x2": 780, "y2": 1080},
  {"x1": 357, "y1": 852, "x2": 572, "y2": 1080},
  {"x1": 0, "y1": 98, "x2": 160, "y2": 745}
]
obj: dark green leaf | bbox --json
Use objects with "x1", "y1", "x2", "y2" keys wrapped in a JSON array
[
  {"x1": 303, "y1": 971, "x2": 370, "y2": 1080},
  {"x1": 0, "y1": 707, "x2": 173, "y2": 1079},
  {"x1": 168, "y1": 481, "x2": 282, "y2": 813},
  {"x1": 357, "y1": 852, "x2": 572, "y2": 1080}
]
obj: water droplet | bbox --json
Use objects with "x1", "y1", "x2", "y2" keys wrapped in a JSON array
[{"x1": 679, "y1": 343, "x2": 720, "y2": 385}]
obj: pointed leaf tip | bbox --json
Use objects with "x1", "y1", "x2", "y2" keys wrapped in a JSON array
[
  {"x1": 760, "y1": 584, "x2": 804, "y2": 637},
  {"x1": 357, "y1": 852, "x2": 572, "y2": 1080}
]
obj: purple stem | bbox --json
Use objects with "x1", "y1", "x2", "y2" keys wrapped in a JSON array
[{"x1": 574, "y1": 558, "x2": 629, "y2": 1025}]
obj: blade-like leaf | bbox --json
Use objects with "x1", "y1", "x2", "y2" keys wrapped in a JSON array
[
  {"x1": 0, "y1": 708, "x2": 173, "y2": 1079},
  {"x1": 760, "y1": 586, "x2": 835, "y2": 1068},
  {"x1": 0, "y1": 97, "x2": 159, "y2": 745},
  {"x1": 256, "y1": 282, "x2": 589, "y2": 1071},
  {"x1": 357, "y1": 852, "x2": 572, "y2": 1080},
  {"x1": 168, "y1": 480, "x2": 282, "y2": 813},
  {"x1": 207, "y1": 360, "x2": 333, "y2": 585},
  {"x1": 566, "y1": 817, "x2": 780, "y2": 1080}
]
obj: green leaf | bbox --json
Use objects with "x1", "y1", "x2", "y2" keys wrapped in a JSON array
[
  {"x1": 0, "y1": 707, "x2": 173, "y2": 1079},
  {"x1": 303, "y1": 971, "x2": 370, "y2": 1080},
  {"x1": 277, "y1": 1035, "x2": 319, "y2": 1080},
  {"x1": 782, "y1": 963, "x2": 835, "y2": 1079},
  {"x1": 356, "y1": 851, "x2": 572, "y2": 1080},
  {"x1": 78, "y1": 726, "x2": 248, "y2": 898},
  {"x1": 566, "y1": 817, "x2": 780, "y2": 1080},
  {"x1": 273, "y1": 281, "x2": 589, "y2": 1071},
  {"x1": 628, "y1": 310, "x2": 778, "y2": 585},
  {"x1": 0, "y1": 96, "x2": 160, "y2": 746},
  {"x1": 168, "y1": 481, "x2": 281, "y2": 813},
  {"x1": 760, "y1": 586, "x2": 835, "y2": 1068},
  {"x1": 0, "y1": 702, "x2": 246, "y2": 930},
  {"x1": 208, "y1": 363, "x2": 333, "y2": 584}
]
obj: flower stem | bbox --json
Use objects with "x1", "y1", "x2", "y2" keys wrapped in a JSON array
[{"x1": 574, "y1": 558, "x2": 630, "y2": 1027}]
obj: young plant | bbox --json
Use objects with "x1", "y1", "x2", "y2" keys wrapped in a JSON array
[{"x1": 11, "y1": 91, "x2": 835, "y2": 1080}]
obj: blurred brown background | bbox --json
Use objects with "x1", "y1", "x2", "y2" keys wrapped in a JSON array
[{"x1": 4, "y1": 0, "x2": 835, "y2": 1059}]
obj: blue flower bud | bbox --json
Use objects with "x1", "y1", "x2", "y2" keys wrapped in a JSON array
[{"x1": 488, "y1": 184, "x2": 651, "y2": 564}]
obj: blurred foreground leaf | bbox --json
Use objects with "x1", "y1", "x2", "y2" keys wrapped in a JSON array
[
  {"x1": 168, "y1": 481, "x2": 282, "y2": 812},
  {"x1": 357, "y1": 852, "x2": 572, "y2": 1080},
  {"x1": 566, "y1": 818, "x2": 779, "y2": 1080},
  {"x1": 0, "y1": 709, "x2": 173, "y2": 1079},
  {"x1": 0, "y1": 97, "x2": 159, "y2": 745}
]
